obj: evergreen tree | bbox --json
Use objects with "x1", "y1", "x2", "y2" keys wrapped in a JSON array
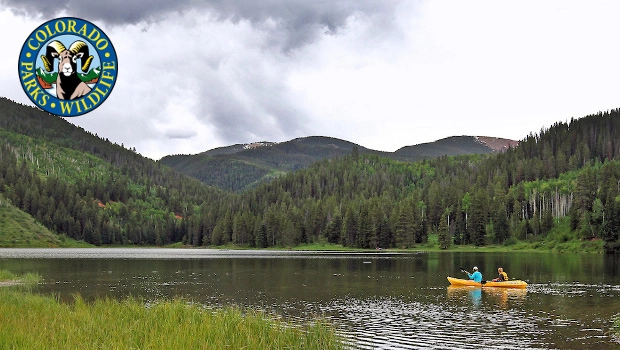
[
  {"x1": 470, "y1": 189, "x2": 488, "y2": 246},
  {"x1": 394, "y1": 202, "x2": 414, "y2": 248},
  {"x1": 326, "y1": 214, "x2": 343, "y2": 244},
  {"x1": 342, "y1": 206, "x2": 358, "y2": 247},
  {"x1": 255, "y1": 222, "x2": 268, "y2": 248},
  {"x1": 493, "y1": 203, "x2": 510, "y2": 244},
  {"x1": 377, "y1": 217, "x2": 392, "y2": 249},
  {"x1": 357, "y1": 206, "x2": 372, "y2": 248},
  {"x1": 438, "y1": 210, "x2": 450, "y2": 249}
]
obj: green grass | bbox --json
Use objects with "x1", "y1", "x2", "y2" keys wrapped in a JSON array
[
  {"x1": 0, "y1": 196, "x2": 60, "y2": 247},
  {"x1": 292, "y1": 242, "x2": 366, "y2": 251},
  {"x1": 0, "y1": 195, "x2": 91, "y2": 248},
  {"x1": 165, "y1": 242, "x2": 191, "y2": 248},
  {"x1": 0, "y1": 290, "x2": 343, "y2": 350},
  {"x1": 204, "y1": 235, "x2": 605, "y2": 254},
  {"x1": 0, "y1": 270, "x2": 41, "y2": 286}
]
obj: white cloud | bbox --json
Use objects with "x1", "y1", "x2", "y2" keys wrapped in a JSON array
[
  {"x1": 2, "y1": 1, "x2": 619, "y2": 159},
  {"x1": 287, "y1": 0, "x2": 620, "y2": 151},
  {"x1": 1, "y1": 10, "x2": 41, "y2": 105}
]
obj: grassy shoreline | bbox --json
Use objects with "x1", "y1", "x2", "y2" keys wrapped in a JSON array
[
  {"x1": 0, "y1": 270, "x2": 41, "y2": 286},
  {"x1": 0, "y1": 269, "x2": 343, "y2": 348},
  {"x1": 193, "y1": 235, "x2": 605, "y2": 254},
  {"x1": 0, "y1": 239, "x2": 604, "y2": 254},
  {"x1": 0, "y1": 289, "x2": 342, "y2": 349}
]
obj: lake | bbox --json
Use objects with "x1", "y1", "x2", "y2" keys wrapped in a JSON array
[{"x1": 0, "y1": 248, "x2": 618, "y2": 349}]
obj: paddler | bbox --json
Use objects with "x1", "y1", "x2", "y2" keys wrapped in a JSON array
[
  {"x1": 492, "y1": 267, "x2": 508, "y2": 282},
  {"x1": 466, "y1": 266, "x2": 483, "y2": 282}
]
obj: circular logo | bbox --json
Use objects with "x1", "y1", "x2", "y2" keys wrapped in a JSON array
[{"x1": 18, "y1": 17, "x2": 118, "y2": 117}]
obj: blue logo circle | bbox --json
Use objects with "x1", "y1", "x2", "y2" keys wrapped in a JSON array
[{"x1": 18, "y1": 17, "x2": 118, "y2": 117}]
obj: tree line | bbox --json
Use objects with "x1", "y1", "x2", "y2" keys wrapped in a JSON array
[{"x1": 0, "y1": 97, "x2": 619, "y2": 252}]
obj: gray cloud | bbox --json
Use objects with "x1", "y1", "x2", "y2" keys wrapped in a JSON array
[
  {"x1": 193, "y1": 53, "x2": 309, "y2": 144},
  {"x1": 209, "y1": 0, "x2": 401, "y2": 51},
  {"x1": 165, "y1": 129, "x2": 198, "y2": 140},
  {"x1": 4, "y1": 0, "x2": 404, "y2": 158},
  {"x1": 1, "y1": 0, "x2": 193, "y2": 24},
  {"x1": 1, "y1": 0, "x2": 401, "y2": 51},
  {"x1": 54, "y1": 9, "x2": 327, "y2": 158}
]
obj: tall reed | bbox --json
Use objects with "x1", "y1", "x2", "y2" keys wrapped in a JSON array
[
  {"x1": 0, "y1": 270, "x2": 41, "y2": 286},
  {"x1": 0, "y1": 290, "x2": 343, "y2": 349}
]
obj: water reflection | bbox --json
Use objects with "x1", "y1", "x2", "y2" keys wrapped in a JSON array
[
  {"x1": 447, "y1": 286, "x2": 482, "y2": 307},
  {"x1": 447, "y1": 286, "x2": 528, "y2": 310},
  {"x1": 483, "y1": 287, "x2": 527, "y2": 309}
]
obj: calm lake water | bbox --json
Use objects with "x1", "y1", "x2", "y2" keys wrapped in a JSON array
[{"x1": 0, "y1": 248, "x2": 619, "y2": 349}]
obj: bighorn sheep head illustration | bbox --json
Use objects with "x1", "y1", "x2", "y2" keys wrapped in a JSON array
[{"x1": 41, "y1": 40, "x2": 94, "y2": 75}]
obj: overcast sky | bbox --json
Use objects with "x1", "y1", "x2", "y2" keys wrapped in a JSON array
[{"x1": 3, "y1": 1, "x2": 619, "y2": 160}]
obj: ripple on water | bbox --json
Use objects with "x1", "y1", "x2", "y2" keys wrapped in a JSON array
[
  {"x1": 527, "y1": 282, "x2": 620, "y2": 298},
  {"x1": 324, "y1": 297, "x2": 554, "y2": 350}
]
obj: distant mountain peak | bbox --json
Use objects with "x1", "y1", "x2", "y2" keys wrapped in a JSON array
[
  {"x1": 243, "y1": 141, "x2": 277, "y2": 150},
  {"x1": 160, "y1": 134, "x2": 519, "y2": 192},
  {"x1": 474, "y1": 136, "x2": 519, "y2": 152}
]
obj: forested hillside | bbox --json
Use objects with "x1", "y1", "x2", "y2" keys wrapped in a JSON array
[
  {"x1": 0, "y1": 97, "x2": 618, "y2": 253},
  {"x1": 0, "y1": 98, "x2": 227, "y2": 245},
  {"x1": 160, "y1": 136, "x2": 389, "y2": 192},
  {"x1": 160, "y1": 135, "x2": 509, "y2": 192}
]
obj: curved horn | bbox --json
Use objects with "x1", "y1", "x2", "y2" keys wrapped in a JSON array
[
  {"x1": 68, "y1": 40, "x2": 94, "y2": 72},
  {"x1": 41, "y1": 40, "x2": 66, "y2": 72}
]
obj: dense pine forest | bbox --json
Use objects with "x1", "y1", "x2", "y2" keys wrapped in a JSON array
[
  {"x1": 0, "y1": 97, "x2": 619, "y2": 252},
  {"x1": 0, "y1": 98, "x2": 227, "y2": 245}
]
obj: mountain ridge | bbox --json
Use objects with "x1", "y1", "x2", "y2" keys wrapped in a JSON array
[
  {"x1": 160, "y1": 135, "x2": 518, "y2": 191},
  {"x1": 164, "y1": 135, "x2": 517, "y2": 159}
]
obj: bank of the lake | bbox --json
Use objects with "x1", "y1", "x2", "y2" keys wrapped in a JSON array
[
  {"x1": 0, "y1": 288, "x2": 342, "y2": 350},
  {"x1": 163, "y1": 241, "x2": 605, "y2": 254},
  {"x1": 0, "y1": 269, "x2": 41, "y2": 286},
  {"x1": 0, "y1": 268, "x2": 342, "y2": 349},
  {"x1": 266, "y1": 233, "x2": 605, "y2": 254}
]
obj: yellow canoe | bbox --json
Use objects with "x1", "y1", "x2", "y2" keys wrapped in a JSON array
[{"x1": 447, "y1": 276, "x2": 527, "y2": 289}]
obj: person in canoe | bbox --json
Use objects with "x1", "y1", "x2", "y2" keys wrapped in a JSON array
[
  {"x1": 466, "y1": 266, "x2": 483, "y2": 282},
  {"x1": 492, "y1": 267, "x2": 508, "y2": 282}
]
